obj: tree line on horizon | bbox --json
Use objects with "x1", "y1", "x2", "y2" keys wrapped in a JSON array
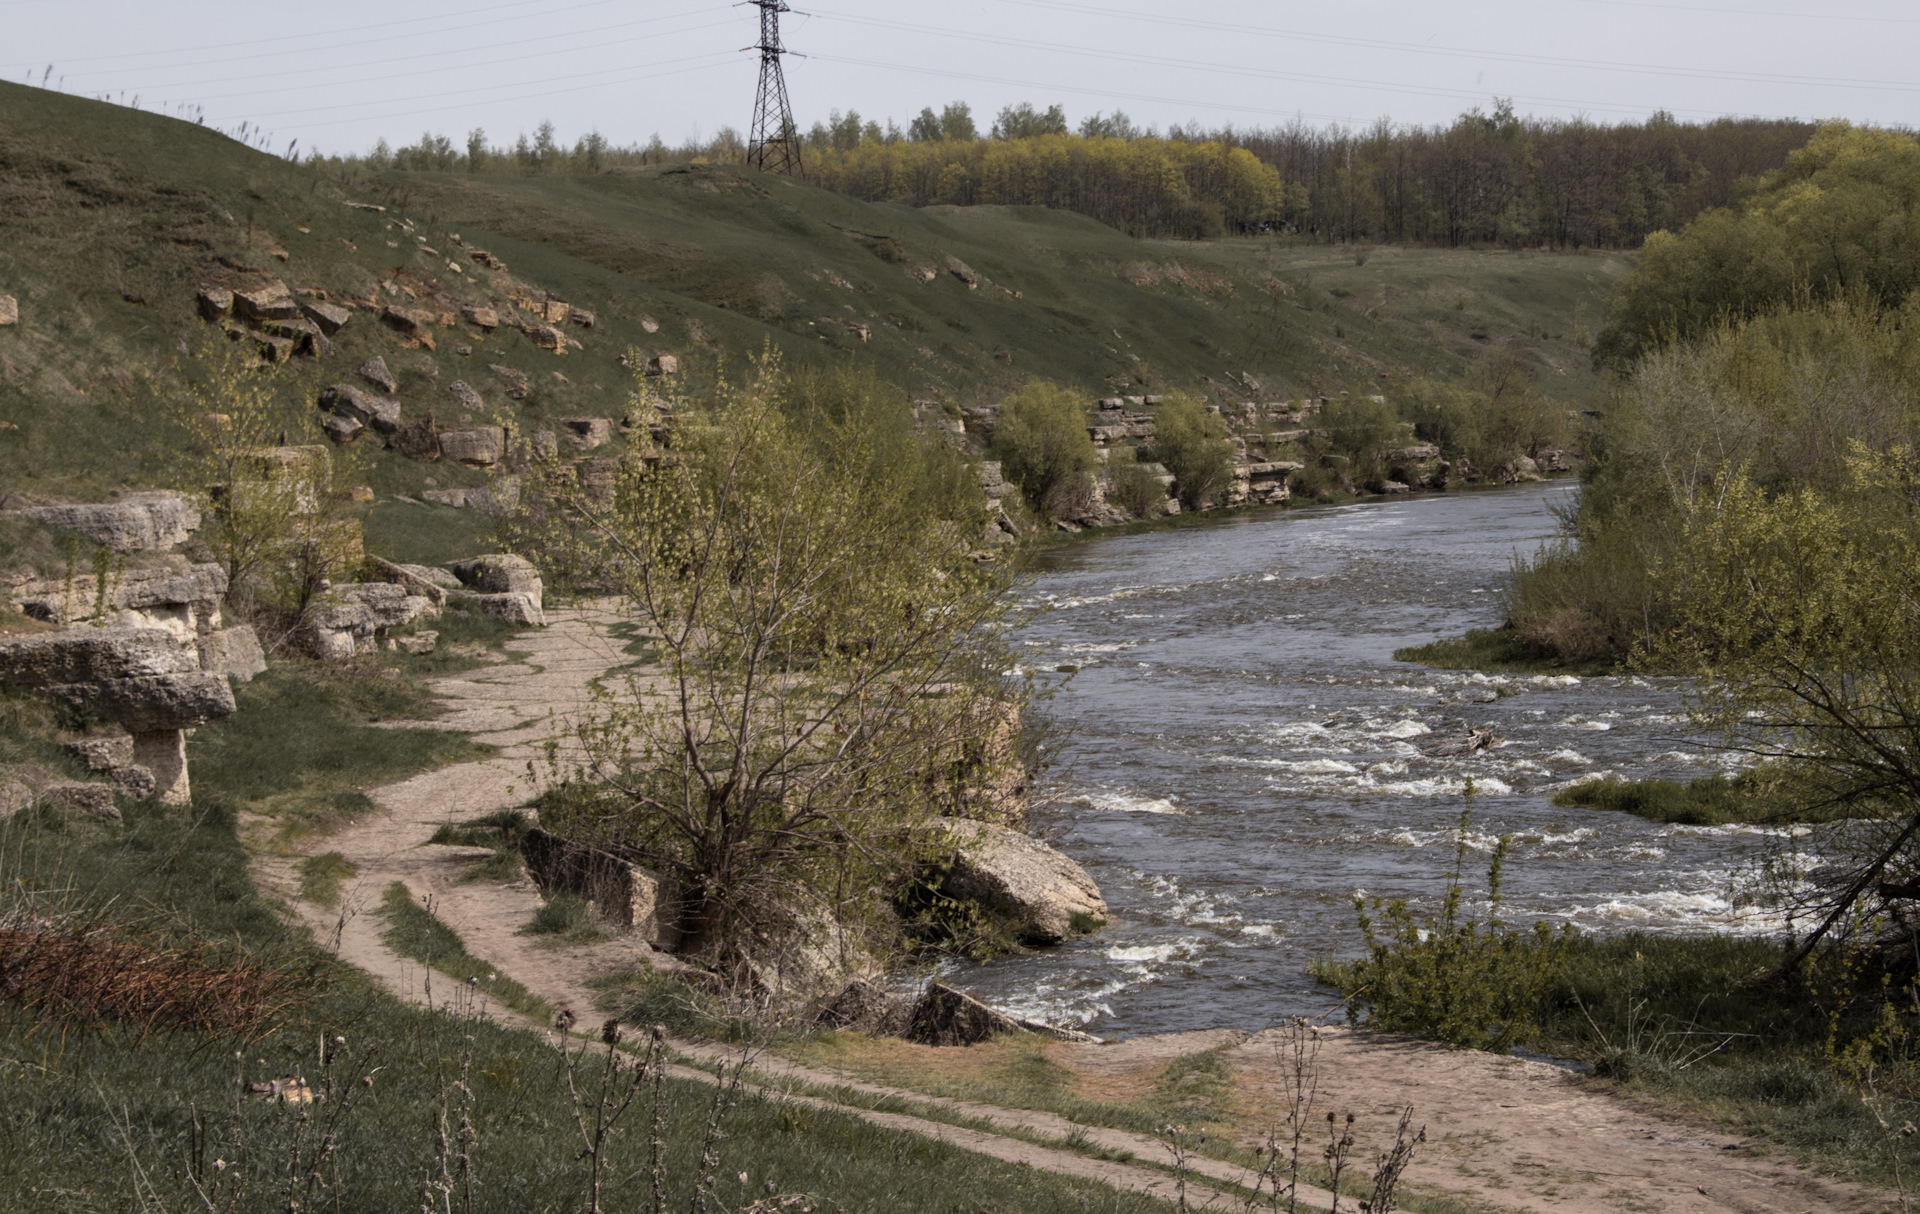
[{"x1": 347, "y1": 100, "x2": 1821, "y2": 247}]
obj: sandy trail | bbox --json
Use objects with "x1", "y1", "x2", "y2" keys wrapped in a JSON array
[{"x1": 255, "y1": 608, "x2": 1899, "y2": 1214}]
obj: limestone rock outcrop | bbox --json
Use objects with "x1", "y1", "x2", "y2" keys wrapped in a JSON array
[
  {"x1": 6, "y1": 492, "x2": 200, "y2": 553},
  {"x1": 12, "y1": 558, "x2": 227, "y2": 636},
  {"x1": 0, "y1": 626, "x2": 240, "y2": 805},
  {"x1": 295, "y1": 582, "x2": 439, "y2": 659},
  {"x1": 928, "y1": 819, "x2": 1108, "y2": 945}
]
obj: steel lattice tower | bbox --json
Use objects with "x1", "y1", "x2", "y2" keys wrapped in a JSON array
[{"x1": 746, "y1": 0, "x2": 804, "y2": 177}]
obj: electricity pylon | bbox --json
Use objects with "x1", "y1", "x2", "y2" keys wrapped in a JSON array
[{"x1": 746, "y1": 0, "x2": 804, "y2": 177}]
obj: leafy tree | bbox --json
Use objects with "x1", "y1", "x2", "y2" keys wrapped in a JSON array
[
  {"x1": 465, "y1": 127, "x2": 488, "y2": 172},
  {"x1": 991, "y1": 102, "x2": 1068, "y2": 141},
  {"x1": 161, "y1": 335, "x2": 360, "y2": 630},
  {"x1": 1596, "y1": 123, "x2": 1920, "y2": 367},
  {"x1": 908, "y1": 108, "x2": 942, "y2": 143},
  {"x1": 1651, "y1": 452, "x2": 1920, "y2": 969},
  {"x1": 1509, "y1": 299, "x2": 1920, "y2": 663},
  {"x1": 1148, "y1": 393, "x2": 1236, "y2": 509},
  {"x1": 990, "y1": 381, "x2": 1097, "y2": 518},
  {"x1": 938, "y1": 101, "x2": 976, "y2": 142},
  {"x1": 512, "y1": 355, "x2": 1026, "y2": 989},
  {"x1": 1402, "y1": 351, "x2": 1563, "y2": 476},
  {"x1": 1077, "y1": 110, "x2": 1140, "y2": 140}
]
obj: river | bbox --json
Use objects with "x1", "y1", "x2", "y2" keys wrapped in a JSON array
[{"x1": 950, "y1": 483, "x2": 1799, "y2": 1038}]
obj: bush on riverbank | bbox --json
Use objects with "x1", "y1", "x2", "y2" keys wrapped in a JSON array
[
  {"x1": 510, "y1": 353, "x2": 1033, "y2": 1003},
  {"x1": 1505, "y1": 296, "x2": 1920, "y2": 672},
  {"x1": 1316, "y1": 831, "x2": 1920, "y2": 1186}
]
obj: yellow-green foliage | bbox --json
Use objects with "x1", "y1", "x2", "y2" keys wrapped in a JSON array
[
  {"x1": 808, "y1": 135, "x2": 1308, "y2": 238},
  {"x1": 1103, "y1": 444, "x2": 1165, "y2": 519},
  {"x1": 992, "y1": 380, "x2": 1097, "y2": 518},
  {"x1": 1401, "y1": 352, "x2": 1566, "y2": 475},
  {"x1": 516, "y1": 353, "x2": 1028, "y2": 968},
  {"x1": 1596, "y1": 122, "x2": 1920, "y2": 365},
  {"x1": 1146, "y1": 393, "x2": 1235, "y2": 509},
  {"x1": 1509, "y1": 299, "x2": 1920, "y2": 664},
  {"x1": 1647, "y1": 453, "x2": 1920, "y2": 940},
  {"x1": 160, "y1": 334, "x2": 363, "y2": 619},
  {"x1": 1329, "y1": 793, "x2": 1570, "y2": 1052}
]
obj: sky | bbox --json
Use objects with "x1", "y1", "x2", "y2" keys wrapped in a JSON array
[{"x1": 3, "y1": 0, "x2": 1916, "y2": 157}]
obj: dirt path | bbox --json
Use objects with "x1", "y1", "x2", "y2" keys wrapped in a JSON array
[{"x1": 253, "y1": 608, "x2": 1900, "y2": 1214}]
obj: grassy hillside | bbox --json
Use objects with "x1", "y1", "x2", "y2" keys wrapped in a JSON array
[{"x1": 0, "y1": 80, "x2": 1624, "y2": 525}]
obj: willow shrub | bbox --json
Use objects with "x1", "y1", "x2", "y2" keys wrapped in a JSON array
[
  {"x1": 1147, "y1": 392, "x2": 1235, "y2": 510},
  {"x1": 991, "y1": 380, "x2": 1097, "y2": 519},
  {"x1": 1508, "y1": 298, "x2": 1920, "y2": 665},
  {"x1": 1317, "y1": 786, "x2": 1570, "y2": 1052}
]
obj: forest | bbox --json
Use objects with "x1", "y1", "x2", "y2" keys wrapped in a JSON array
[{"x1": 361, "y1": 101, "x2": 1818, "y2": 245}]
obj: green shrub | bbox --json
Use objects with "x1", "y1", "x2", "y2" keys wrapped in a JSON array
[
  {"x1": 992, "y1": 381, "x2": 1097, "y2": 518},
  {"x1": 1103, "y1": 445, "x2": 1165, "y2": 518},
  {"x1": 1550, "y1": 771, "x2": 1822, "y2": 825},
  {"x1": 1319, "y1": 787, "x2": 1570, "y2": 1052},
  {"x1": 1147, "y1": 393, "x2": 1235, "y2": 509}
]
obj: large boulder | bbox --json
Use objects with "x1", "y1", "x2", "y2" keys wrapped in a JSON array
[
  {"x1": 561, "y1": 418, "x2": 614, "y2": 450},
  {"x1": 450, "y1": 554, "x2": 542, "y2": 597},
  {"x1": 907, "y1": 983, "x2": 1026, "y2": 1046},
  {"x1": 357, "y1": 356, "x2": 398, "y2": 393},
  {"x1": 370, "y1": 557, "x2": 452, "y2": 607},
  {"x1": 0, "y1": 626, "x2": 236, "y2": 806},
  {"x1": 197, "y1": 623, "x2": 267, "y2": 682},
  {"x1": 233, "y1": 281, "x2": 301, "y2": 322},
  {"x1": 437, "y1": 427, "x2": 505, "y2": 466},
  {"x1": 38, "y1": 781, "x2": 121, "y2": 823},
  {"x1": 457, "y1": 592, "x2": 544, "y2": 626},
  {"x1": 0, "y1": 295, "x2": 17, "y2": 325},
  {"x1": 299, "y1": 299, "x2": 351, "y2": 335},
  {"x1": 295, "y1": 584, "x2": 437, "y2": 658},
  {"x1": 0, "y1": 626, "x2": 200, "y2": 686},
  {"x1": 77, "y1": 672, "x2": 236, "y2": 733},
  {"x1": 816, "y1": 979, "x2": 916, "y2": 1036},
  {"x1": 318, "y1": 384, "x2": 401, "y2": 434},
  {"x1": 12, "y1": 559, "x2": 227, "y2": 636},
  {"x1": 929, "y1": 820, "x2": 1108, "y2": 945},
  {"x1": 6, "y1": 492, "x2": 200, "y2": 552}
]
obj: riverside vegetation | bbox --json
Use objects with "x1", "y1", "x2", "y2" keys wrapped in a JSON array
[
  {"x1": 4, "y1": 74, "x2": 1901, "y2": 1210},
  {"x1": 1355, "y1": 122, "x2": 1920, "y2": 1192}
]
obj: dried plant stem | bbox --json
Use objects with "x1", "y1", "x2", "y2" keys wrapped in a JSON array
[
  {"x1": 1323, "y1": 1112, "x2": 1355, "y2": 1214},
  {"x1": 1364, "y1": 1106, "x2": 1425, "y2": 1214}
]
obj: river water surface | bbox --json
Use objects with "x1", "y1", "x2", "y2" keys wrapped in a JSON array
[{"x1": 952, "y1": 483, "x2": 1797, "y2": 1038}]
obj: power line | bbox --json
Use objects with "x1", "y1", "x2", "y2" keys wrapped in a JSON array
[
  {"x1": 113, "y1": 16, "x2": 737, "y2": 105},
  {"x1": 973, "y1": 0, "x2": 1920, "y2": 94},
  {"x1": 0, "y1": 0, "x2": 629, "y2": 71}
]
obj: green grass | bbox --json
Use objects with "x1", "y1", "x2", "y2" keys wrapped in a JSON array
[
  {"x1": 1, "y1": 79, "x2": 1624, "y2": 553},
  {"x1": 376, "y1": 880, "x2": 549, "y2": 1019},
  {"x1": 297, "y1": 850, "x2": 356, "y2": 906},
  {"x1": 1314, "y1": 921, "x2": 1920, "y2": 1189},
  {"x1": 0, "y1": 803, "x2": 1183, "y2": 1214},
  {"x1": 427, "y1": 807, "x2": 531, "y2": 849},
  {"x1": 520, "y1": 891, "x2": 603, "y2": 942},
  {"x1": 1551, "y1": 771, "x2": 1862, "y2": 825},
  {"x1": 188, "y1": 660, "x2": 492, "y2": 835},
  {"x1": 1394, "y1": 625, "x2": 1619, "y2": 676}
]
